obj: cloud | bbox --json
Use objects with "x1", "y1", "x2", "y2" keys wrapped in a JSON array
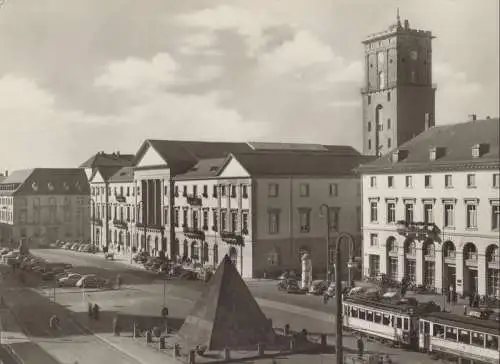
[
  {"x1": 94, "y1": 53, "x2": 179, "y2": 91},
  {"x1": 179, "y1": 32, "x2": 221, "y2": 56},
  {"x1": 177, "y1": 5, "x2": 283, "y2": 56},
  {"x1": 328, "y1": 100, "x2": 361, "y2": 108},
  {"x1": 327, "y1": 61, "x2": 363, "y2": 84},
  {"x1": 434, "y1": 62, "x2": 482, "y2": 95}
]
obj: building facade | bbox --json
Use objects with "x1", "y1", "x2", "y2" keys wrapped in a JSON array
[
  {"x1": 362, "y1": 14, "x2": 436, "y2": 156},
  {"x1": 85, "y1": 140, "x2": 369, "y2": 278},
  {"x1": 358, "y1": 118, "x2": 500, "y2": 298},
  {"x1": 0, "y1": 168, "x2": 90, "y2": 247}
]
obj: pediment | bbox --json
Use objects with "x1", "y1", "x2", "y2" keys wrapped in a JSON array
[
  {"x1": 218, "y1": 157, "x2": 250, "y2": 178},
  {"x1": 137, "y1": 145, "x2": 167, "y2": 168}
]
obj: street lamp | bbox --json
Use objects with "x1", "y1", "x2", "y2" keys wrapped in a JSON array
[
  {"x1": 319, "y1": 204, "x2": 332, "y2": 281},
  {"x1": 333, "y1": 232, "x2": 355, "y2": 364}
]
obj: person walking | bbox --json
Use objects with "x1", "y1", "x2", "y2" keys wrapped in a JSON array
[
  {"x1": 116, "y1": 274, "x2": 122, "y2": 290},
  {"x1": 357, "y1": 336, "x2": 364, "y2": 358}
]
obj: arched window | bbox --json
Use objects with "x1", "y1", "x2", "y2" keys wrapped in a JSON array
[
  {"x1": 487, "y1": 246, "x2": 499, "y2": 262},
  {"x1": 191, "y1": 241, "x2": 199, "y2": 260},
  {"x1": 379, "y1": 71, "x2": 385, "y2": 89},
  {"x1": 443, "y1": 241, "x2": 456, "y2": 258},
  {"x1": 424, "y1": 240, "x2": 435, "y2": 257},
  {"x1": 464, "y1": 243, "x2": 477, "y2": 261},
  {"x1": 386, "y1": 237, "x2": 397, "y2": 253}
]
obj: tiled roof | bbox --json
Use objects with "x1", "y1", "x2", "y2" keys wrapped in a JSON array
[
  {"x1": 79, "y1": 152, "x2": 135, "y2": 168},
  {"x1": 358, "y1": 118, "x2": 500, "y2": 174},
  {"x1": 247, "y1": 142, "x2": 359, "y2": 155},
  {"x1": 174, "y1": 158, "x2": 226, "y2": 180},
  {"x1": 0, "y1": 168, "x2": 89, "y2": 196},
  {"x1": 223, "y1": 151, "x2": 374, "y2": 177},
  {"x1": 108, "y1": 166, "x2": 134, "y2": 183}
]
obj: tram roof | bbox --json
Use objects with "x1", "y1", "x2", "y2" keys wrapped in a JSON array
[
  {"x1": 344, "y1": 296, "x2": 438, "y2": 315},
  {"x1": 421, "y1": 311, "x2": 499, "y2": 335}
]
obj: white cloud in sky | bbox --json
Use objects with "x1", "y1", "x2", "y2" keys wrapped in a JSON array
[{"x1": 179, "y1": 32, "x2": 221, "y2": 55}]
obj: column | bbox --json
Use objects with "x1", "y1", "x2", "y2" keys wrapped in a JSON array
[
  {"x1": 380, "y1": 239, "x2": 388, "y2": 275},
  {"x1": 455, "y1": 251, "x2": 464, "y2": 296},
  {"x1": 397, "y1": 248, "x2": 405, "y2": 282},
  {"x1": 435, "y1": 248, "x2": 444, "y2": 293},
  {"x1": 416, "y1": 245, "x2": 424, "y2": 286},
  {"x1": 478, "y1": 253, "x2": 487, "y2": 296}
]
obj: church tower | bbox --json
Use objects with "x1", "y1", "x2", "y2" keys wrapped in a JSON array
[{"x1": 361, "y1": 12, "x2": 436, "y2": 156}]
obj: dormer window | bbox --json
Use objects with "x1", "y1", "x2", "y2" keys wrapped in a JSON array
[
  {"x1": 429, "y1": 147, "x2": 446, "y2": 161},
  {"x1": 63, "y1": 182, "x2": 70, "y2": 191},
  {"x1": 472, "y1": 143, "x2": 489, "y2": 158},
  {"x1": 75, "y1": 181, "x2": 81, "y2": 191},
  {"x1": 32, "y1": 182, "x2": 38, "y2": 191},
  {"x1": 392, "y1": 149, "x2": 408, "y2": 163},
  {"x1": 47, "y1": 182, "x2": 54, "y2": 191}
]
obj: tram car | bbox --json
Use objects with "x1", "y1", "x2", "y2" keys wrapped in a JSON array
[
  {"x1": 419, "y1": 311, "x2": 499, "y2": 364},
  {"x1": 342, "y1": 294, "x2": 440, "y2": 348}
]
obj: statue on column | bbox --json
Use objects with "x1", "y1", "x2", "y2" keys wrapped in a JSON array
[{"x1": 301, "y1": 252, "x2": 312, "y2": 290}]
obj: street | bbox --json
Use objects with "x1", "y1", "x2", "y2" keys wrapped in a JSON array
[{"x1": 10, "y1": 248, "x2": 443, "y2": 364}]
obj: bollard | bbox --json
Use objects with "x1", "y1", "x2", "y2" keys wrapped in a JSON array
[
  {"x1": 320, "y1": 333, "x2": 327, "y2": 347},
  {"x1": 223, "y1": 347, "x2": 230, "y2": 361},
  {"x1": 146, "y1": 330, "x2": 152, "y2": 344},
  {"x1": 188, "y1": 350, "x2": 196, "y2": 364},
  {"x1": 289, "y1": 338, "x2": 296, "y2": 352},
  {"x1": 173, "y1": 344, "x2": 180, "y2": 358},
  {"x1": 284, "y1": 324, "x2": 290, "y2": 336},
  {"x1": 159, "y1": 336, "x2": 165, "y2": 350},
  {"x1": 257, "y1": 342, "x2": 265, "y2": 357}
]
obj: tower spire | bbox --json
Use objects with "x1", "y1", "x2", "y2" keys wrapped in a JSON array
[{"x1": 396, "y1": 8, "x2": 402, "y2": 27}]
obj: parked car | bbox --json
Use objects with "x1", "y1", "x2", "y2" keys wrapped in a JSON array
[
  {"x1": 133, "y1": 251, "x2": 149, "y2": 263},
  {"x1": 59, "y1": 273, "x2": 83, "y2": 287},
  {"x1": 70, "y1": 243, "x2": 80, "y2": 251},
  {"x1": 104, "y1": 251, "x2": 114, "y2": 260},
  {"x1": 284, "y1": 279, "x2": 304, "y2": 294},
  {"x1": 308, "y1": 280, "x2": 329, "y2": 295},
  {"x1": 324, "y1": 281, "x2": 350, "y2": 298},
  {"x1": 0, "y1": 248, "x2": 11, "y2": 255},
  {"x1": 2, "y1": 251, "x2": 20, "y2": 263},
  {"x1": 63, "y1": 243, "x2": 73, "y2": 250},
  {"x1": 41, "y1": 271, "x2": 57, "y2": 281},
  {"x1": 277, "y1": 270, "x2": 299, "y2": 281},
  {"x1": 76, "y1": 275, "x2": 108, "y2": 288}
]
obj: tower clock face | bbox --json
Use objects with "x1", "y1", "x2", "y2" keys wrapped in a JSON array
[{"x1": 410, "y1": 50, "x2": 418, "y2": 60}]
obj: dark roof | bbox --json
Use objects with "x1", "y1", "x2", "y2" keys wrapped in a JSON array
[
  {"x1": 0, "y1": 168, "x2": 89, "y2": 196},
  {"x1": 358, "y1": 118, "x2": 500, "y2": 174},
  {"x1": 79, "y1": 152, "x2": 135, "y2": 168},
  {"x1": 108, "y1": 166, "x2": 134, "y2": 183},
  {"x1": 0, "y1": 175, "x2": 6, "y2": 183},
  {"x1": 177, "y1": 255, "x2": 274, "y2": 350},
  {"x1": 248, "y1": 141, "x2": 359, "y2": 155},
  {"x1": 422, "y1": 311, "x2": 499, "y2": 335},
  {"x1": 220, "y1": 151, "x2": 374, "y2": 177},
  {"x1": 174, "y1": 158, "x2": 226, "y2": 180}
]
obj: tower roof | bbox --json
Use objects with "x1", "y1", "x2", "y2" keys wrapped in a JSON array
[{"x1": 176, "y1": 255, "x2": 274, "y2": 350}]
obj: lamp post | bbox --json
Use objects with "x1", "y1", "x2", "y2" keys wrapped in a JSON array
[
  {"x1": 319, "y1": 204, "x2": 331, "y2": 281},
  {"x1": 333, "y1": 232, "x2": 355, "y2": 364}
]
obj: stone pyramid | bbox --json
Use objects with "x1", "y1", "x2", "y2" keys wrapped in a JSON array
[{"x1": 177, "y1": 255, "x2": 275, "y2": 350}]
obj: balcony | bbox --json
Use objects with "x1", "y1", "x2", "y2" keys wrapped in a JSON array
[
  {"x1": 91, "y1": 217, "x2": 103, "y2": 226},
  {"x1": 388, "y1": 248, "x2": 398, "y2": 257},
  {"x1": 183, "y1": 226, "x2": 205, "y2": 240},
  {"x1": 220, "y1": 231, "x2": 244, "y2": 246},
  {"x1": 444, "y1": 250, "x2": 456, "y2": 264},
  {"x1": 113, "y1": 219, "x2": 128, "y2": 229},
  {"x1": 396, "y1": 220, "x2": 440, "y2": 240},
  {"x1": 465, "y1": 253, "x2": 478, "y2": 267},
  {"x1": 186, "y1": 194, "x2": 202, "y2": 206},
  {"x1": 116, "y1": 195, "x2": 126, "y2": 203}
]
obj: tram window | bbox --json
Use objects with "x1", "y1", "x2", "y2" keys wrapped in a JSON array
[
  {"x1": 403, "y1": 318, "x2": 409, "y2": 330},
  {"x1": 446, "y1": 327, "x2": 458, "y2": 341},
  {"x1": 458, "y1": 330, "x2": 470, "y2": 344},
  {"x1": 433, "y1": 324, "x2": 444, "y2": 338},
  {"x1": 351, "y1": 307, "x2": 358, "y2": 318},
  {"x1": 396, "y1": 317, "x2": 402, "y2": 329},
  {"x1": 486, "y1": 335, "x2": 499, "y2": 350},
  {"x1": 366, "y1": 311, "x2": 374, "y2": 322},
  {"x1": 344, "y1": 306, "x2": 349, "y2": 316},
  {"x1": 383, "y1": 314, "x2": 390, "y2": 326},
  {"x1": 359, "y1": 310, "x2": 366, "y2": 320},
  {"x1": 424, "y1": 322, "x2": 430, "y2": 335},
  {"x1": 374, "y1": 312, "x2": 382, "y2": 324},
  {"x1": 471, "y1": 332, "x2": 485, "y2": 347}
]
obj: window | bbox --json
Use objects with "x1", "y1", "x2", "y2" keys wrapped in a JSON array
[
  {"x1": 387, "y1": 92, "x2": 391, "y2": 102},
  {"x1": 466, "y1": 204, "x2": 477, "y2": 229},
  {"x1": 458, "y1": 330, "x2": 470, "y2": 345},
  {"x1": 445, "y1": 174, "x2": 453, "y2": 188},
  {"x1": 183, "y1": 185, "x2": 188, "y2": 197},
  {"x1": 387, "y1": 202, "x2": 396, "y2": 223},
  {"x1": 471, "y1": 332, "x2": 485, "y2": 347},
  {"x1": 329, "y1": 207, "x2": 340, "y2": 231},
  {"x1": 268, "y1": 210, "x2": 280, "y2": 234},
  {"x1": 230, "y1": 211, "x2": 237, "y2": 232},
  {"x1": 329, "y1": 183, "x2": 338, "y2": 197},
  {"x1": 182, "y1": 209, "x2": 188, "y2": 227},
  {"x1": 382, "y1": 314, "x2": 390, "y2": 326},
  {"x1": 192, "y1": 210, "x2": 199, "y2": 228},
  {"x1": 433, "y1": 324, "x2": 444, "y2": 338},
  {"x1": 212, "y1": 210, "x2": 218, "y2": 231},
  {"x1": 405, "y1": 203, "x2": 414, "y2": 222},
  {"x1": 444, "y1": 204, "x2": 454, "y2": 227},
  {"x1": 242, "y1": 212, "x2": 249, "y2": 233},
  {"x1": 366, "y1": 311, "x2": 374, "y2": 322},
  {"x1": 192, "y1": 185, "x2": 198, "y2": 196},
  {"x1": 221, "y1": 210, "x2": 227, "y2": 231},
  {"x1": 299, "y1": 209, "x2": 311, "y2": 233},
  {"x1": 299, "y1": 183, "x2": 309, "y2": 197},
  {"x1": 379, "y1": 71, "x2": 385, "y2": 89},
  {"x1": 405, "y1": 175, "x2": 412, "y2": 188},
  {"x1": 367, "y1": 122, "x2": 372, "y2": 132},
  {"x1": 370, "y1": 234, "x2": 378, "y2": 247},
  {"x1": 174, "y1": 186, "x2": 179, "y2": 197},
  {"x1": 369, "y1": 255, "x2": 380, "y2": 276},
  {"x1": 492, "y1": 205, "x2": 500, "y2": 230},
  {"x1": 494, "y1": 174, "x2": 500, "y2": 188},
  {"x1": 424, "y1": 261, "x2": 435, "y2": 286},
  {"x1": 370, "y1": 202, "x2": 378, "y2": 222},
  {"x1": 221, "y1": 185, "x2": 226, "y2": 196},
  {"x1": 231, "y1": 185, "x2": 236, "y2": 198},
  {"x1": 268, "y1": 183, "x2": 279, "y2": 197},
  {"x1": 174, "y1": 209, "x2": 179, "y2": 227},
  {"x1": 367, "y1": 95, "x2": 371, "y2": 105},
  {"x1": 202, "y1": 210, "x2": 208, "y2": 230},
  {"x1": 242, "y1": 185, "x2": 248, "y2": 198},
  {"x1": 387, "y1": 138, "x2": 392, "y2": 149},
  {"x1": 387, "y1": 118, "x2": 391, "y2": 129},
  {"x1": 396, "y1": 317, "x2": 402, "y2": 329},
  {"x1": 424, "y1": 175, "x2": 432, "y2": 188},
  {"x1": 486, "y1": 335, "x2": 499, "y2": 350},
  {"x1": 370, "y1": 176, "x2": 377, "y2": 188},
  {"x1": 467, "y1": 174, "x2": 476, "y2": 188},
  {"x1": 212, "y1": 185, "x2": 218, "y2": 198},
  {"x1": 387, "y1": 176, "x2": 394, "y2": 188},
  {"x1": 368, "y1": 139, "x2": 372, "y2": 150},
  {"x1": 424, "y1": 203, "x2": 434, "y2": 224}
]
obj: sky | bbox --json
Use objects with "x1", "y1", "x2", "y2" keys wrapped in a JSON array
[{"x1": 0, "y1": 0, "x2": 498, "y2": 171}]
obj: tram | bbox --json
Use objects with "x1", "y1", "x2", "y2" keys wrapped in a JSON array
[
  {"x1": 419, "y1": 311, "x2": 500, "y2": 364},
  {"x1": 342, "y1": 295, "x2": 440, "y2": 348}
]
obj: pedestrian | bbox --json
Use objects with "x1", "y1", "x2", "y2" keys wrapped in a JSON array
[
  {"x1": 88, "y1": 302, "x2": 93, "y2": 318},
  {"x1": 93, "y1": 303, "x2": 100, "y2": 321},
  {"x1": 116, "y1": 274, "x2": 122, "y2": 289},
  {"x1": 468, "y1": 294, "x2": 473, "y2": 307},
  {"x1": 453, "y1": 291, "x2": 457, "y2": 304},
  {"x1": 357, "y1": 336, "x2": 364, "y2": 358},
  {"x1": 464, "y1": 305, "x2": 468, "y2": 316}
]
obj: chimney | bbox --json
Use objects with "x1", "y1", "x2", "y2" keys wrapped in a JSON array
[
  {"x1": 116, "y1": 150, "x2": 120, "y2": 157},
  {"x1": 404, "y1": 19, "x2": 410, "y2": 29},
  {"x1": 468, "y1": 113, "x2": 477, "y2": 121},
  {"x1": 4, "y1": 170, "x2": 7, "y2": 177}
]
